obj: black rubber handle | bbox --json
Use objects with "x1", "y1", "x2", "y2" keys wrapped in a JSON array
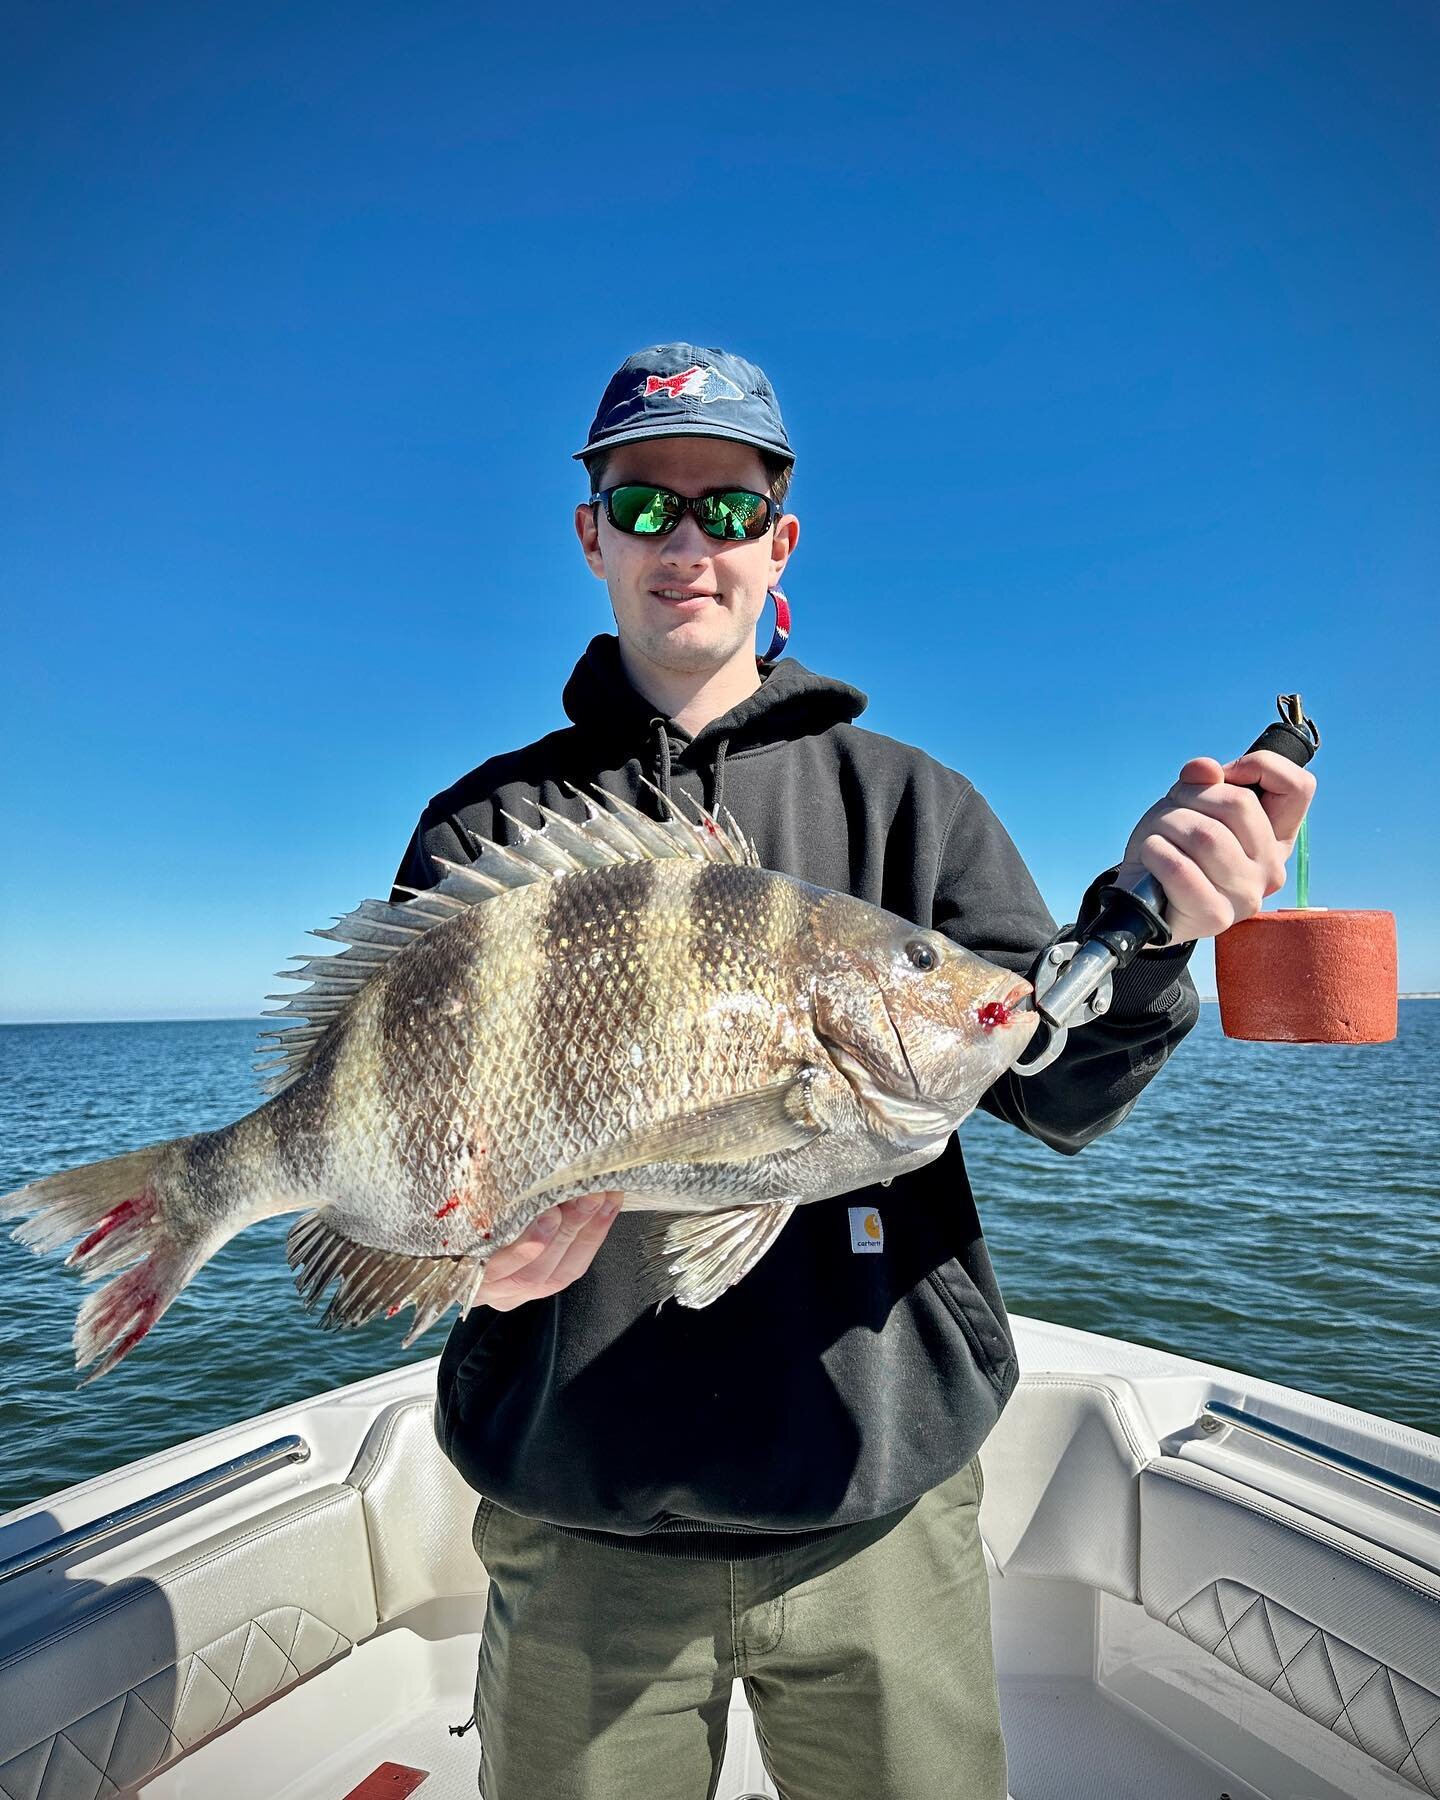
[
  {"x1": 1090, "y1": 880, "x2": 1173, "y2": 955},
  {"x1": 1242, "y1": 717, "x2": 1319, "y2": 773}
]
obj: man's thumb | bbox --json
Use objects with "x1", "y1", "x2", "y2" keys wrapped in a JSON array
[{"x1": 1178, "y1": 755, "x2": 1225, "y2": 787}]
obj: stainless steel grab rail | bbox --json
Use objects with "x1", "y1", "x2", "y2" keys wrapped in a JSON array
[
  {"x1": 1201, "y1": 1401, "x2": 1440, "y2": 1516},
  {"x1": 0, "y1": 1433, "x2": 311, "y2": 1585}
]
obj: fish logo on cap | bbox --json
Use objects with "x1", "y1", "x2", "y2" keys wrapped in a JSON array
[{"x1": 642, "y1": 364, "x2": 745, "y2": 405}]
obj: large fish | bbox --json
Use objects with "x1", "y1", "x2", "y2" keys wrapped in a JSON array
[{"x1": 1, "y1": 789, "x2": 1038, "y2": 1381}]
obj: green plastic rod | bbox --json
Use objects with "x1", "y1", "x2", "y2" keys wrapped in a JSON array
[{"x1": 1295, "y1": 815, "x2": 1310, "y2": 910}]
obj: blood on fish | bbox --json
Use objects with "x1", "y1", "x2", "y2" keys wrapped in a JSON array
[
  {"x1": 73, "y1": 1192, "x2": 152, "y2": 1261},
  {"x1": 386, "y1": 1304, "x2": 401, "y2": 1318},
  {"x1": 435, "y1": 1196, "x2": 462, "y2": 1220},
  {"x1": 109, "y1": 1316, "x2": 157, "y2": 1363},
  {"x1": 976, "y1": 1000, "x2": 1011, "y2": 1031}
]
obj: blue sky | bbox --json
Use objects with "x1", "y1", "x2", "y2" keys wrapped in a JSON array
[{"x1": 3, "y1": 0, "x2": 1437, "y2": 1019}]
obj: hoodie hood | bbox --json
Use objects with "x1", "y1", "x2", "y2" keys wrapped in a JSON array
[{"x1": 561, "y1": 634, "x2": 867, "y2": 758}]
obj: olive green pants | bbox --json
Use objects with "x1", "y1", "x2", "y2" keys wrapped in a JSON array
[{"x1": 470, "y1": 1458, "x2": 1006, "y2": 1800}]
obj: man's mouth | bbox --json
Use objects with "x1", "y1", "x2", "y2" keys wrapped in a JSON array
[{"x1": 652, "y1": 588, "x2": 718, "y2": 602}]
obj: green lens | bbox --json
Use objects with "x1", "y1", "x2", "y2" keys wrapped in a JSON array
[
  {"x1": 608, "y1": 485, "x2": 679, "y2": 534},
  {"x1": 698, "y1": 491, "x2": 771, "y2": 540}
]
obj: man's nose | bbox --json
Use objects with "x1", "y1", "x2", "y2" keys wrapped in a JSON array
[{"x1": 658, "y1": 514, "x2": 712, "y2": 564}]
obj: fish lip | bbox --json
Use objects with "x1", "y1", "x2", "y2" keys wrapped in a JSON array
[{"x1": 974, "y1": 977, "x2": 1039, "y2": 1034}]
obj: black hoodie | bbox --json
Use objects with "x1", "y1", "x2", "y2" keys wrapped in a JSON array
[{"x1": 394, "y1": 635, "x2": 1198, "y2": 1556}]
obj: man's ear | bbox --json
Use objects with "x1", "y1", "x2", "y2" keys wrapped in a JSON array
[
  {"x1": 575, "y1": 502, "x2": 607, "y2": 579},
  {"x1": 769, "y1": 513, "x2": 800, "y2": 586}
]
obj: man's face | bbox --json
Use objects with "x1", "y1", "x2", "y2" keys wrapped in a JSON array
[{"x1": 574, "y1": 436, "x2": 798, "y2": 680}]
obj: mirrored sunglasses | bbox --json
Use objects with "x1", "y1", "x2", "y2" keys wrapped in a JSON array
[{"x1": 592, "y1": 484, "x2": 778, "y2": 543}]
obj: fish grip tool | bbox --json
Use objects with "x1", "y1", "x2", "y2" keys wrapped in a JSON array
[{"x1": 1013, "y1": 696, "x2": 1320, "y2": 1076}]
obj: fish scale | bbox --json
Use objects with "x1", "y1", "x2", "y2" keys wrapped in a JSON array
[{"x1": 1, "y1": 787, "x2": 1038, "y2": 1379}]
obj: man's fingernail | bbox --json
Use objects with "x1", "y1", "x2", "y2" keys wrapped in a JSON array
[{"x1": 575, "y1": 1195, "x2": 601, "y2": 1216}]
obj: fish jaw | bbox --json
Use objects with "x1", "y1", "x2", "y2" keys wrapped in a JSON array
[
  {"x1": 808, "y1": 895, "x2": 1042, "y2": 1145},
  {"x1": 816, "y1": 1030, "x2": 960, "y2": 1153}
]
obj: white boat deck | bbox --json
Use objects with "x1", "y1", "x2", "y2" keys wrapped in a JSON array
[
  {"x1": 2, "y1": 1315, "x2": 1436, "y2": 1800},
  {"x1": 144, "y1": 1640, "x2": 1270, "y2": 1800},
  {"x1": 126, "y1": 1587, "x2": 1404, "y2": 1800}
]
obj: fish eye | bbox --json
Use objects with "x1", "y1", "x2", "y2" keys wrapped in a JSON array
[{"x1": 904, "y1": 939, "x2": 939, "y2": 972}]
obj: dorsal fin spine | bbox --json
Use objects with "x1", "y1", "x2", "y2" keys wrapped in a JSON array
[{"x1": 254, "y1": 785, "x2": 756, "y2": 1097}]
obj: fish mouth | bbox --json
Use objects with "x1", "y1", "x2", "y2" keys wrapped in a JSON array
[{"x1": 976, "y1": 979, "x2": 1038, "y2": 1034}]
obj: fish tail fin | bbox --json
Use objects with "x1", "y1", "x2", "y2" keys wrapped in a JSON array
[{"x1": 2, "y1": 1137, "x2": 221, "y2": 1382}]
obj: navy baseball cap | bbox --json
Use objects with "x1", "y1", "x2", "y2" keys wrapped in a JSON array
[{"x1": 574, "y1": 342, "x2": 794, "y2": 468}]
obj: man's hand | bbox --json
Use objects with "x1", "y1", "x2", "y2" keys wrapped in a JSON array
[
  {"x1": 1118, "y1": 751, "x2": 1317, "y2": 947},
  {"x1": 478, "y1": 1193, "x2": 622, "y2": 1312}
]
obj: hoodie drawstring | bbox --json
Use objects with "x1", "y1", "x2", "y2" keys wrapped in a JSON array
[
  {"x1": 648, "y1": 717, "x2": 731, "y2": 821},
  {"x1": 710, "y1": 735, "x2": 730, "y2": 819},
  {"x1": 649, "y1": 717, "x2": 673, "y2": 809}
]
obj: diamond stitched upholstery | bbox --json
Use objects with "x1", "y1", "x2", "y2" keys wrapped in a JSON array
[
  {"x1": 0, "y1": 1605, "x2": 350, "y2": 1800},
  {"x1": 1142, "y1": 1460, "x2": 1440, "y2": 1796},
  {"x1": 0, "y1": 1484, "x2": 376, "y2": 1800},
  {"x1": 1169, "y1": 1578, "x2": 1440, "y2": 1794}
]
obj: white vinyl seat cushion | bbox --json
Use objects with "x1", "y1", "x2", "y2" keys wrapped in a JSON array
[
  {"x1": 977, "y1": 1373, "x2": 1158, "y2": 1600},
  {"x1": 1142, "y1": 1459, "x2": 1440, "y2": 1794},
  {"x1": 346, "y1": 1396, "x2": 489, "y2": 1621},
  {"x1": 0, "y1": 1484, "x2": 377, "y2": 1800}
]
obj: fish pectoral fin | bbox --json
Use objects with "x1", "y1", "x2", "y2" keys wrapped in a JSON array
[
  {"x1": 286, "y1": 1212, "x2": 486, "y2": 1345},
  {"x1": 642, "y1": 1201, "x2": 798, "y2": 1309},
  {"x1": 516, "y1": 1074, "x2": 824, "y2": 1206}
]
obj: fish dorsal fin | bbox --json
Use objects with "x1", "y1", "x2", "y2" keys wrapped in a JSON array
[{"x1": 253, "y1": 785, "x2": 758, "y2": 1097}]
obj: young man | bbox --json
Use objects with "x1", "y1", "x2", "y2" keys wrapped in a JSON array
[{"x1": 394, "y1": 343, "x2": 1315, "y2": 1800}]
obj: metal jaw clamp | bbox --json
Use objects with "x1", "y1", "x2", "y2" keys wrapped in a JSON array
[{"x1": 1011, "y1": 875, "x2": 1168, "y2": 1076}]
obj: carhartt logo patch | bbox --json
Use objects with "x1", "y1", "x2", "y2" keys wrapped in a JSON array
[
  {"x1": 848, "y1": 1206, "x2": 883, "y2": 1254},
  {"x1": 641, "y1": 364, "x2": 744, "y2": 404}
]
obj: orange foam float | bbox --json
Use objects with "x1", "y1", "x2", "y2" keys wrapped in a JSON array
[
  {"x1": 1213, "y1": 694, "x2": 1397, "y2": 1045},
  {"x1": 1216, "y1": 908, "x2": 1398, "y2": 1044}
]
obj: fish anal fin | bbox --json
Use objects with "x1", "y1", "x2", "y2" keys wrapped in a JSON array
[
  {"x1": 642, "y1": 1202, "x2": 797, "y2": 1309},
  {"x1": 517, "y1": 1074, "x2": 823, "y2": 1206},
  {"x1": 286, "y1": 1212, "x2": 485, "y2": 1340}
]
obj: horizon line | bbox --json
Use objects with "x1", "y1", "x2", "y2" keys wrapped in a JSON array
[{"x1": 5, "y1": 996, "x2": 1440, "y2": 1027}]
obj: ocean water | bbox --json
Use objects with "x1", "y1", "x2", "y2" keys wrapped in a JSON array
[{"x1": 1, "y1": 1007, "x2": 1436, "y2": 1515}]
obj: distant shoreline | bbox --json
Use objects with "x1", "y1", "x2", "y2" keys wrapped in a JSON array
[{"x1": 3, "y1": 995, "x2": 1439, "y2": 1025}]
